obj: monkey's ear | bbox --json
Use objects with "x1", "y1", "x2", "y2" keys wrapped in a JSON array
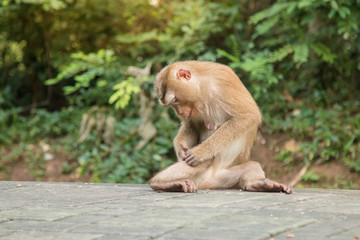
[{"x1": 176, "y1": 69, "x2": 191, "y2": 81}]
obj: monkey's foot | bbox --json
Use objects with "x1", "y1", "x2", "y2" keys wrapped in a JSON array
[
  {"x1": 150, "y1": 179, "x2": 197, "y2": 193},
  {"x1": 245, "y1": 178, "x2": 292, "y2": 194}
]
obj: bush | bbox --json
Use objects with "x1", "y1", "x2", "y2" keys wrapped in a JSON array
[{"x1": 1, "y1": 0, "x2": 359, "y2": 183}]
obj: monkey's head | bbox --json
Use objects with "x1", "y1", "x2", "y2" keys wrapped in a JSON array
[{"x1": 155, "y1": 64, "x2": 201, "y2": 119}]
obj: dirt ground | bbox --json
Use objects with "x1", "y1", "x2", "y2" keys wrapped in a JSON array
[
  {"x1": 253, "y1": 129, "x2": 360, "y2": 189},
  {"x1": 0, "y1": 147, "x2": 91, "y2": 183},
  {"x1": 1, "y1": 129, "x2": 359, "y2": 189}
]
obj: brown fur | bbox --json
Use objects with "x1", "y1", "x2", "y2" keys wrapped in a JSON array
[{"x1": 150, "y1": 61, "x2": 292, "y2": 194}]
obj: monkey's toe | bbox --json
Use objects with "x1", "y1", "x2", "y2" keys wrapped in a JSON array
[
  {"x1": 178, "y1": 179, "x2": 197, "y2": 193},
  {"x1": 282, "y1": 184, "x2": 293, "y2": 194}
]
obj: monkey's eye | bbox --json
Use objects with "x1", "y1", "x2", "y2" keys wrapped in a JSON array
[{"x1": 172, "y1": 98, "x2": 177, "y2": 104}]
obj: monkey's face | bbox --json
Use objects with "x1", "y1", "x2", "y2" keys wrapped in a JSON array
[
  {"x1": 155, "y1": 86, "x2": 197, "y2": 119},
  {"x1": 155, "y1": 67, "x2": 199, "y2": 119}
]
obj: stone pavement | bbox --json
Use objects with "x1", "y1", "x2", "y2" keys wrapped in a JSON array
[{"x1": 0, "y1": 182, "x2": 359, "y2": 240}]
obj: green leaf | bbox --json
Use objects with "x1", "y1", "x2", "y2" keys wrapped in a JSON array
[
  {"x1": 216, "y1": 49, "x2": 240, "y2": 63},
  {"x1": 109, "y1": 78, "x2": 142, "y2": 109},
  {"x1": 311, "y1": 43, "x2": 336, "y2": 64},
  {"x1": 249, "y1": 2, "x2": 290, "y2": 25},
  {"x1": 254, "y1": 15, "x2": 280, "y2": 36},
  {"x1": 63, "y1": 86, "x2": 78, "y2": 95},
  {"x1": 298, "y1": 0, "x2": 316, "y2": 9},
  {"x1": 45, "y1": 78, "x2": 61, "y2": 85},
  {"x1": 330, "y1": 0, "x2": 339, "y2": 10},
  {"x1": 293, "y1": 43, "x2": 309, "y2": 66},
  {"x1": 97, "y1": 79, "x2": 108, "y2": 87},
  {"x1": 116, "y1": 30, "x2": 159, "y2": 44},
  {"x1": 301, "y1": 171, "x2": 320, "y2": 182},
  {"x1": 269, "y1": 44, "x2": 293, "y2": 62}
]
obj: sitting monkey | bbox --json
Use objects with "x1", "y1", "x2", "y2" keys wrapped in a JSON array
[{"x1": 150, "y1": 61, "x2": 292, "y2": 194}]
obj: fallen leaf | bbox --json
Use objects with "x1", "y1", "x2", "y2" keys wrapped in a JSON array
[
  {"x1": 286, "y1": 233, "x2": 295, "y2": 238},
  {"x1": 292, "y1": 109, "x2": 301, "y2": 116},
  {"x1": 284, "y1": 89, "x2": 294, "y2": 103},
  {"x1": 44, "y1": 153, "x2": 54, "y2": 161},
  {"x1": 40, "y1": 141, "x2": 50, "y2": 152},
  {"x1": 284, "y1": 139, "x2": 300, "y2": 152},
  {"x1": 17, "y1": 184, "x2": 22, "y2": 187}
]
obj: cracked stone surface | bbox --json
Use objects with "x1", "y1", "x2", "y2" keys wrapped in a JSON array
[{"x1": 0, "y1": 181, "x2": 359, "y2": 240}]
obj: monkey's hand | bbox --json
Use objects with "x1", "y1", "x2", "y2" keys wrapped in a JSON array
[
  {"x1": 184, "y1": 147, "x2": 213, "y2": 167},
  {"x1": 176, "y1": 142, "x2": 189, "y2": 162},
  {"x1": 184, "y1": 151, "x2": 200, "y2": 167}
]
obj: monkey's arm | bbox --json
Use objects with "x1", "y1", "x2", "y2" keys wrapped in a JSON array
[
  {"x1": 184, "y1": 113, "x2": 261, "y2": 166},
  {"x1": 174, "y1": 122, "x2": 198, "y2": 161}
]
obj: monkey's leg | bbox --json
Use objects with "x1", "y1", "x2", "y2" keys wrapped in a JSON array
[
  {"x1": 149, "y1": 179, "x2": 197, "y2": 193},
  {"x1": 149, "y1": 162, "x2": 206, "y2": 193},
  {"x1": 237, "y1": 161, "x2": 292, "y2": 194},
  {"x1": 198, "y1": 161, "x2": 292, "y2": 194}
]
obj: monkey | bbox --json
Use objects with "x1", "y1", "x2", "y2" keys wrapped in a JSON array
[{"x1": 149, "y1": 61, "x2": 292, "y2": 194}]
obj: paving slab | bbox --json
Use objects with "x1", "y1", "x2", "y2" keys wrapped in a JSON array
[{"x1": 0, "y1": 181, "x2": 359, "y2": 240}]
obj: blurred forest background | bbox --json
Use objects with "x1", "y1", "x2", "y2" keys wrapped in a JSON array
[{"x1": 0, "y1": 0, "x2": 359, "y2": 189}]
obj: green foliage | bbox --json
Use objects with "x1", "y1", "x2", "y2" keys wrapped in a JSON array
[
  {"x1": 2, "y1": 0, "x2": 72, "y2": 11},
  {"x1": 45, "y1": 50, "x2": 122, "y2": 106},
  {"x1": 270, "y1": 103, "x2": 360, "y2": 171},
  {"x1": 292, "y1": 43, "x2": 309, "y2": 67},
  {"x1": 72, "y1": 110, "x2": 178, "y2": 183},
  {"x1": 217, "y1": 48, "x2": 282, "y2": 99},
  {"x1": 301, "y1": 171, "x2": 320, "y2": 183},
  {"x1": 311, "y1": 43, "x2": 336, "y2": 64},
  {"x1": 220, "y1": 0, "x2": 359, "y2": 100},
  {"x1": 109, "y1": 77, "x2": 143, "y2": 110},
  {"x1": 218, "y1": 0, "x2": 360, "y2": 172},
  {"x1": 46, "y1": 50, "x2": 118, "y2": 94},
  {"x1": 334, "y1": 177, "x2": 356, "y2": 190},
  {"x1": 113, "y1": 0, "x2": 242, "y2": 62},
  {"x1": 1, "y1": 0, "x2": 359, "y2": 185},
  {"x1": 61, "y1": 162, "x2": 76, "y2": 175},
  {"x1": 0, "y1": 107, "x2": 83, "y2": 180},
  {"x1": 0, "y1": 108, "x2": 83, "y2": 145},
  {"x1": 25, "y1": 150, "x2": 47, "y2": 181}
]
